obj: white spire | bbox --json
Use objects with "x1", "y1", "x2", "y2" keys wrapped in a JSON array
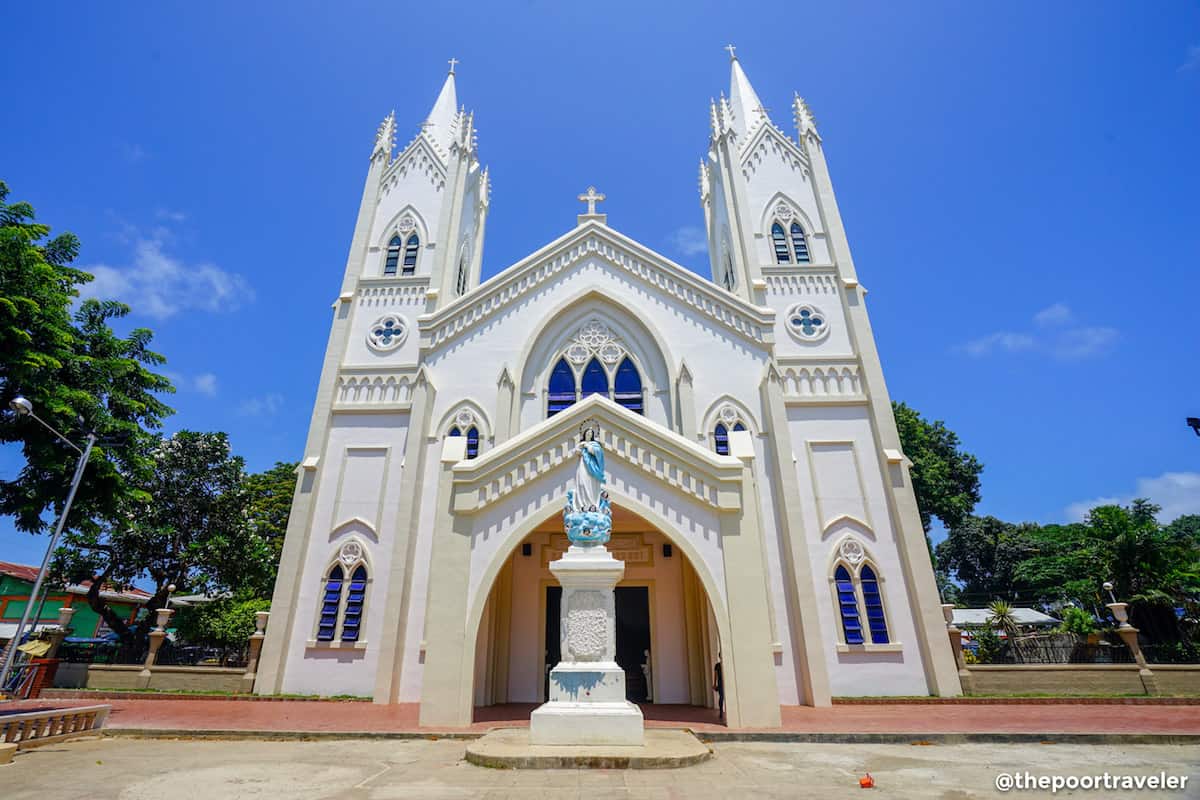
[
  {"x1": 373, "y1": 110, "x2": 396, "y2": 160},
  {"x1": 727, "y1": 49, "x2": 769, "y2": 137},
  {"x1": 421, "y1": 65, "x2": 459, "y2": 154}
]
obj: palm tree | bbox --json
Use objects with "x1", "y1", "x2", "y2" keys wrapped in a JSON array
[{"x1": 987, "y1": 600, "x2": 1025, "y2": 662}]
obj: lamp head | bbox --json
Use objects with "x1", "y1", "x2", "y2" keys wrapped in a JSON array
[
  {"x1": 9, "y1": 396, "x2": 32, "y2": 416},
  {"x1": 1102, "y1": 581, "x2": 1114, "y2": 592},
  {"x1": 1188, "y1": 417, "x2": 1200, "y2": 437}
]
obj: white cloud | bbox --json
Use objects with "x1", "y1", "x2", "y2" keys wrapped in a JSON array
[
  {"x1": 162, "y1": 371, "x2": 219, "y2": 395},
  {"x1": 961, "y1": 331, "x2": 1036, "y2": 357},
  {"x1": 237, "y1": 393, "x2": 284, "y2": 417},
  {"x1": 1180, "y1": 44, "x2": 1200, "y2": 72},
  {"x1": 960, "y1": 304, "x2": 1117, "y2": 361},
  {"x1": 1065, "y1": 472, "x2": 1200, "y2": 523},
  {"x1": 667, "y1": 226, "x2": 708, "y2": 257},
  {"x1": 80, "y1": 233, "x2": 253, "y2": 320},
  {"x1": 1033, "y1": 302, "x2": 1073, "y2": 327},
  {"x1": 193, "y1": 373, "x2": 218, "y2": 396}
]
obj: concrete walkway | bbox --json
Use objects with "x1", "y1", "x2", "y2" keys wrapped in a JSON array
[
  {"x1": 7, "y1": 698, "x2": 1200, "y2": 737},
  {"x1": 4, "y1": 737, "x2": 1199, "y2": 799}
]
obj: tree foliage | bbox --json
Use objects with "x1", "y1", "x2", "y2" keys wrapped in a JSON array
[
  {"x1": 174, "y1": 596, "x2": 271, "y2": 652},
  {"x1": 56, "y1": 431, "x2": 260, "y2": 653},
  {"x1": 240, "y1": 461, "x2": 298, "y2": 598},
  {"x1": 0, "y1": 181, "x2": 173, "y2": 540},
  {"x1": 892, "y1": 401, "x2": 983, "y2": 534}
]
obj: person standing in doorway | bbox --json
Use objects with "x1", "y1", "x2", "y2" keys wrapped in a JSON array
[{"x1": 712, "y1": 656, "x2": 725, "y2": 720}]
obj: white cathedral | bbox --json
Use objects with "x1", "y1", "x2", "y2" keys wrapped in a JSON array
[{"x1": 256, "y1": 53, "x2": 962, "y2": 727}]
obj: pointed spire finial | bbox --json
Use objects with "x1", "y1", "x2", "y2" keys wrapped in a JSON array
[
  {"x1": 373, "y1": 110, "x2": 396, "y2": 159},
  {"x1": 724, "y1": 43, "x2": 737, "y2": 61},
  {"x1": 447, "y1": 57, "x2": 459, "y2": 75},
  {"x1": 793, "y1": 92, "x2": 820, "y2": 140}
]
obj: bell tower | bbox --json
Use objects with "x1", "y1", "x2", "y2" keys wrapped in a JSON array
[{"x1": 348, "y1": 61, "x2": 489, "y2": 307}]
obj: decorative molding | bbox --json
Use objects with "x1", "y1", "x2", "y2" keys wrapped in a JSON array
[
  {"x1": 762, "y1": 268, "x2": 840, "y2": 296},
  {"x1": 417, "y1": 225, "x2": 776, "y2": 352},
  {"x1": 739, "y1": 123, "x2": 811, "y2": 182},
  {"x1": 449, "y1": 394, "x2": 743, "y2": 513},
  {"x1": 355, "y1": 282, "x2": 430, "y2": 308},
  {"x1": 333, "y1": 367, "x2": 418, "y2": 411},
  {"x1": 380, "y1": 135, "x2": 447, "y2": 191},
  {"x1": 564, "y1": 318, "x2": 628, "y2": 367},
  {"x1": 774, "y1": 358, "x2": 865, "y2": 404}
]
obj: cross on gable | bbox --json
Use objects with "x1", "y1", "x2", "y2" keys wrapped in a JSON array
[
  {"x1": 447, "y1": 57, "x2": 459, "y2": 74},
  {"x1": 577, "y1": 186, "x2": 606, "y2": 215},
  {"x1": 724, "y1": 44, "x2": 737, "y2": 60}
]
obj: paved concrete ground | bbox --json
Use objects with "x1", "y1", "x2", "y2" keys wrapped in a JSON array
[
  {"x1": 3, "y1": 737, "x2": 1198, "y2": 800},
  {"x1": 11, "y1": 698, "x2": 1200, "y2": 735}
]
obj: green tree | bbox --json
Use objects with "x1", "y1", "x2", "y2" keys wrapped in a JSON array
[
  {"x1": 935, "y1": 515, "x2": 1037, "y2": 602},
  {"x1": 0, "y1": 181, "x2": 173, "y2": 542},
  {"x1": 240, "y1": 461, "x2": 298, "y2": 597},
  {"x1": 173, "y1": 596, "x2": 271, "y2": 654},
  {"x1": 892, "y1": 401, "x2": 983, "y2": 535},
  {"x1": 1055, "y1": 606, "x2": 1098, "y2": 637},
  {"x1": 56, "y1": 431, "x2": 258, "y2": 654}
]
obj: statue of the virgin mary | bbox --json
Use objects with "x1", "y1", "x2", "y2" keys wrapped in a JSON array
[{"x1": 563, "y1": 421, "x2": 611, "y2": 545}]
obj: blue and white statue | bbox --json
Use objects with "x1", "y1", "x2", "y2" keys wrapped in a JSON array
[{"x1": 563, "y1": 421, "x2": 612, "y2": 545}]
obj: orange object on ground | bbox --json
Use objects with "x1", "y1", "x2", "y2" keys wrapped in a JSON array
[{"x1": 859, "y1": 773, "x2": 874, "y2": 788}]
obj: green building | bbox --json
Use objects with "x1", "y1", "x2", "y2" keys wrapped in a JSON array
[{"x1": 0, "y1": 561, "x2": 149, "y2": 644}]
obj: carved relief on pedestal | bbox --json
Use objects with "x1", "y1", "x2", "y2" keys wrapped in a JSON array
[{"x1": 564, "y1": 590, "x2": 608, "y2": 661}]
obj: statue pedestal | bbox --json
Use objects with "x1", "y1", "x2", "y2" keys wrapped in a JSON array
[{"x1": 530, "y1": 544, "x2": 644, "y2": 746}]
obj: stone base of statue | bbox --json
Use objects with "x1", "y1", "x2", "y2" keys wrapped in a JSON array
[{"x1": 530, "y1": 544, "x2": 644, "y2": 746}]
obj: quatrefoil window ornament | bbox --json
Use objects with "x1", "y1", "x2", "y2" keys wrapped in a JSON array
[
  {"x1": 774, "y1": 202, "x2": 794, "y2": 221},
  {"x1": 367, "y1": 314, "x2": 408, "y2": 352},
  {"x1": 396, "y1": 214, "x2": 416, "y2": 233},
  {"x1": 339, "y1": 541, "x2": 364, "y2": 566},
  {"x1": 839, "y1": 538, "x2": 865, "y2": 566},
  {"x1": 786, "y1": 303, "x2": 829, "y2": 342}
]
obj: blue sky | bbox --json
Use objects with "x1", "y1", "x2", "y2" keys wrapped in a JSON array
[{"x1": 2, "y1": 2, "x2": 1199, "y2": 567}]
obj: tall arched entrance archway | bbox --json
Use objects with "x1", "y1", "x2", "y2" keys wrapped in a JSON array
[{"x1": 472, "y1": 504, "x2": 722, "y2": 715}]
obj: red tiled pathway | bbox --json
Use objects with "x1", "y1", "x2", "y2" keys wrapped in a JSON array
[{"x1": 8, "y1": 699, "x2": 1200, "y2": 735}]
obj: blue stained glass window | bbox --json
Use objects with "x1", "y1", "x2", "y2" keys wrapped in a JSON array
[
  {"x1": 466, "y1": 426, "x2": 479, "y2": 459},
  {"x1": 613, "y1": 357, "x2": 643, "y2": 414},
  {"x1": 714, "y1": 423, "x2": 730, "y2": 456},
  {"x1": 790, "y1": 222, "x2": 810, "y2": 264},
  {"x1": 835, "y1": 565, "x2": 864, "y2": 645},
  {"x1": 548, "y1": 358, "x2": 577, "y2": 416},
  {"x1": 580, "y1": 358, "x2": 608, "y2": 398},
  {"x1": 733, "y1": 422, "x2": 746, "y2": 432},
  {"x1": 860, "y1": 565, "x2": 889, "y2": 644},
  {"x1": 402, "y1": 234, "x2": 419, "y2": 274},
  {"x1": 448, "y1": 427, "x2": 461, "y2": 437},
  {"x1": 772, "y1": 222, "x2": 790, "y2": 264},
  {"x1": 317, "y1": 565, "x2": 344, "y2": 642},
  {"x1": 341, "y1": 565, "x2": 367, "y2": 643},
  {"x1": 384, "y1": 235, "x2": 402, "y2": 275}
]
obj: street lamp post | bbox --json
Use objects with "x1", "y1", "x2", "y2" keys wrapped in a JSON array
[{"x1": 0, "y1": 397, "x2": 96, "y2": 696}]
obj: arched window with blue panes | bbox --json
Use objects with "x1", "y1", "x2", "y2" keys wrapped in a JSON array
[
  {"x1": 789, "y1": 222, "x2": 811, "y2": 264},
  {"x1": 771, "y1": 222, "x2": 791, "y2": 264},
  {"x1": 384, "y1": 235, "x2": 402, "y2": 275},
  {"x1": 859, "y1": 565, "x2": 889, "y2": 644},
  {"x1": 448, "y1": 425, "x2": 480, "y2": 459},
  {"x1": 834, "y1": 565, "x2": 864, "y2": 645},
  {"x1": 580, "y1": 358, "x2": 609, "y2": 399},
  {"x1": 613, "y1": 357, "x2": 642, "y2": 413},
  {"x1": 341, "y1": 565, "x2": 368, "y2": 642},
  {"x1": 713, "y1": 420, "x2": 746, "y2": 456},
  {"x1": 402, "y1": 234, "x2": 420, "y2": 275},
  {"x1": 316, "y1": 565, "x2": 344, "y2": 642},
  {"x1": 548, "y1": 358, "x2": 577, "y2": 416}
]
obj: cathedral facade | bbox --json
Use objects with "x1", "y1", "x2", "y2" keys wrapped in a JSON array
[{"x1": 256, "y1": 54, "x2": 962, "y2": 727}]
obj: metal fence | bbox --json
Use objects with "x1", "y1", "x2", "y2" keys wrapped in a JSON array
[
  {"x1": 992, "y1": 638, "x2": 1136, "y2": 665},
  {"x1": 1140, "y1": 642, "x2": 1200, "y2": 665}
]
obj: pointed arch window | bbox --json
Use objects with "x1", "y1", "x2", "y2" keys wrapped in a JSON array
[
  {"x1": 722, "y1": 252, "x2": 736, "y2": 291},
  {"x1": 789, "y1": 222, "x2": 811, "y2": 264},
  {"x1": 713, "y1": 420, "x2": 745, "y2": 456},
  {"x1": 402, "y1": 234, "x2": 419, "y2": 275},
  {"x1": 384, "y1": 236, "x2": 402, "y2": 276},
  {"x1": 613, "y1": 357, "x2": 643, "y2": 414},
  {"x1": 316, "y1": 565, "x2": 345, "y2": 642},
  {"x1": 449, "y1": 425, "x2": 480, "y2": 459},
  {"x1": 834, "y1": 565, "x2": 864, "y2": 645},
  {"x1": 580, "y1": 357, "x2": 609, "y2": 398},
  {"x1": 859, "y1": 565, "x2": 889, "y2": 644},
  {"x1": 547, "y1": 358, "x2": 577, "y2": 416},
  {"x1": 341, "y1": 565, "x2": 368, "y2": 642},
  {"x1": 771, "y1": 222, "x2": 791, "y2": 264},
  {"x1": 456, "y1": 256, "x2": 468, "y2": 296}
]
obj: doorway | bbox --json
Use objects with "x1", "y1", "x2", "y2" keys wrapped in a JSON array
[{"x1": 543, "y1": 585, "x2": 652, "y2": 702}]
